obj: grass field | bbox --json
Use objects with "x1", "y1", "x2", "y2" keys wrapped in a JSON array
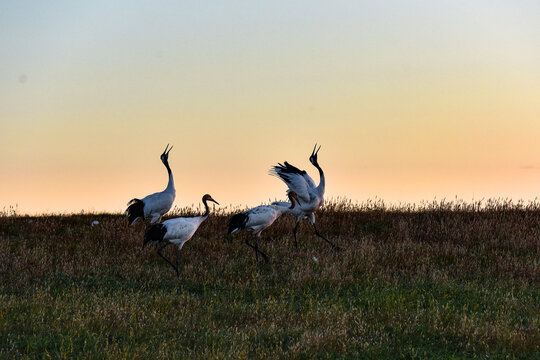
[{"x1": 0, "y1": 199, "x2": 539, "y2": 359}]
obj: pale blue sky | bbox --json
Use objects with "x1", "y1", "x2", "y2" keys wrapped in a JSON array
[{"x1": 1, "y1": 1, "x2": 539, "y2": 213}]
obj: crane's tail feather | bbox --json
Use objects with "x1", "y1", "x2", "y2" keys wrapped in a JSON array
[
  {"x1": 126, "y1": 199, "x2": 144, "y2": 226},
  {"x1": 269, "y1": 162, "x2": 307, "y2": 182},
  {"x1": 144, "y1": 223, "x2": 167, "y2": 248},
  {"x1": 127, "y1": 198, "x2": 138, "y2": 206},
  {"x1": 228, "y1": 213, "x2": 248, "y2": 234}
]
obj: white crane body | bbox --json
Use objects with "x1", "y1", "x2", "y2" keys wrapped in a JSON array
[
  {"x1": 140, "y1": 186, "x2": 175, "y2": 224},
  {"x1": 228, "y1": 192, "x2": 300, "y2": 262},
  {"x1": 159, "y1": 216, "x2": 205, "y2": 248},
  {"x1": 230, "y1": 204, "x2": 286, "y2": 234},
  {"x1": 270, "y1": 144, "x2": 339, "y2": 250},
  {"x1": 126, "y1": 144, "x2": 176, "y2": 225},
  {"x1": 143, "y1": 194, "x2": 219, "y2": 276}
]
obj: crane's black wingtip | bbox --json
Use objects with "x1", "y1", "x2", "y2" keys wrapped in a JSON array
[
  {"x1": 144, "y1": 223, "x2": 167, "y2": 247},
  {"x1": 228, "y1": 213, "x2": 248, "y2": 234},
  {"x1": 274, "y1": 162, "x2": 307, "y2": 175},
  {"x1": 269, "y1": 162, "x2": 307, "y2": 184},
  {"x1": 126, "y1": 199, "x2": 144, "y2": 225}
]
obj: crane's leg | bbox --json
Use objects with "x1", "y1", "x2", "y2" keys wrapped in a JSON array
[
  {"x1": 308, "y1": 214, "x2": 341, "y2": 251},
  {"x1": 175, "y1": 248, "x2": 181, "y2": 277},
  {"x1": 156, "y1": 243, "x2": 179, "y2": 275},
  {"x1": 245, "y1": 233, "x2": 269, "y2": 263},
  {"x1": 254, "y1": 233, "x2": 269, "y2": 263},
  {"x1": 149, "y1": 214, "x2": 162, "y2": 225},
  {"x1": 173, "y1": 243, "x2": 186, "y2": 277},
  {"x1": 293, "y1": 219, "x2": 301, "y2": 248},
  {"x1": 245, "y1": 233, "x2": 257, "y2": 261}
]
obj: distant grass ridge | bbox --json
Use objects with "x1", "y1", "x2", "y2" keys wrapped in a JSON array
[{"x1": 1, "y1": 199, "x2": 539, "y2": 358}]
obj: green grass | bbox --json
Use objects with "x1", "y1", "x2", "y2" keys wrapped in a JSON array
[{"x1": 0, "y1": 200, "x2": 539, "y2": 359}]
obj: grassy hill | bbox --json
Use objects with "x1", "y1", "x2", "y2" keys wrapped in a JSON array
[{"x1": 0, "y1": 200, "x2": 539, "y2": 359}]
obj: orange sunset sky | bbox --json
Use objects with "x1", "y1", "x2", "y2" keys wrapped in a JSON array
[{"x1": 1, "y1": 1, "x2": 539, "y2": 214}]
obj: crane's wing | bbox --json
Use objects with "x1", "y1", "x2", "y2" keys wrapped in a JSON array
[
  {"x1": 270, "y1": 162, "x2": 314, "y2": 203},
  {"x1": 301, "y1": 173, "x2": 316, "y2": 189},
  {"x1": 246, "y1": 205, "x2": 279, "y2": 224},
  {"x1": 162, "y1": 217, "x2": 201, "y2": 240},
  {"x1": 142, "y1": 191, "x2": 175, "y2": 218}
]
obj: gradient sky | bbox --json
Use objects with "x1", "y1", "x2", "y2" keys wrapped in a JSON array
[{"x1": 1, "y1": 1, "x2": 539, "y2": 214}]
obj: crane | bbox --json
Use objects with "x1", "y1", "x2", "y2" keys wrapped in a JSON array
[
  {"x1": 143, "y1": 194, "x2": 219, "y2": 276},
  {"x1": 228, "y1": 191, "x2": 301, "y2": 262},
  {"x1": 270, "y1": 144, "x2": 340, "y2": 250},
  {"x1": 126, "y1": 144, "x2": 176, "y2": 225}
]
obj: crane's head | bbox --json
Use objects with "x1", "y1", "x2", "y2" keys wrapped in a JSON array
[
  {"x1": 309, "y1": 143, "x2": 321, "y2": 166},
  {"x1": 202, "y1": 194, "x2": 219, "y2": 205},
  {"x1": 288, "y1": 191, "x2": 301, "y2": 209},
  {"x1": 160, "y1": 144, "x2": 173, "y2": 163}
]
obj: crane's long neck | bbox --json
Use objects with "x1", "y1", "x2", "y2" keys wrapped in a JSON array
[
  {"x1": 163, "y1": 160, "x2": 175, "y2": 193},
  {"x1": 202, "y1": 199, "x2": 211, "y2": 218},
  {"x1": 274, "y1": 195, "x2": 297, "y2": 214},
  {"x1": 287, "y1": 194, "x2": 298, "y2": 210},
  {"x1": 314, "y1": 163, "x2": 325, "y2": 195}
]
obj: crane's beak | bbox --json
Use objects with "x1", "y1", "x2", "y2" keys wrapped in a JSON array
[
  {"x1": 311, "y1": 143, "x2": 321, "y2": 157},
  {"x1": 210, "y1": 198, "x2": 220, "y2": 205},
  {"x1": 162, "y1": 144, "x2": 173, "y2": 157}
]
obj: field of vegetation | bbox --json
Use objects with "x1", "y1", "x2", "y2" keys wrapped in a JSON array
[{"x1": 0, "y1": 199, "x2": 539, "y2": 359}]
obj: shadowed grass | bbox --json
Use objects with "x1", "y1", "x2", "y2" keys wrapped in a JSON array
[{"x1": 0, "y1": 199, "x2": 539, "y2": 358}]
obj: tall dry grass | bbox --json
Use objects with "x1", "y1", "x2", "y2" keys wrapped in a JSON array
[{"x1": 0, "y1": 199, "x2": 539, "y2": 358}]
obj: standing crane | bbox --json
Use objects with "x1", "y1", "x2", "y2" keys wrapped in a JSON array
[
  {"x1": 228, "y1": 191, "x2": 301, "y2": 263},
  {"x1": 126, "y1": 144, "x2": 176, "y2": 225},
  {"x1": 270, "y1": 144, "x2": 340, "y2": 250},
  {"x1": 143, "y1": 194, "x2": 219, "y2": 276}
]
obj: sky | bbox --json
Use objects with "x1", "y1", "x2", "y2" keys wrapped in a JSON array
[{"x1": 1, "y1": 1, "x2": 539, "y2": 214}]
